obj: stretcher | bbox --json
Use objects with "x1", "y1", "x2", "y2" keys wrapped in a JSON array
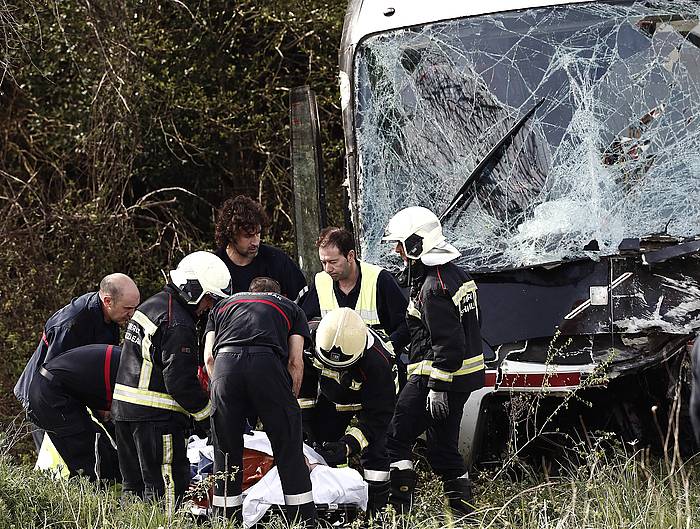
[{"x1": 187, "y1": 431, "x2": 367, "y2": 527}]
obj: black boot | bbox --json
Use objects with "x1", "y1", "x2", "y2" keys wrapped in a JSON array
[
  {"x1": 366, "y1": 479, "x2": 390, "y2": 517},
  {"x1": 212, "y1": 505, "x2": 243, "y2": 523},
  {"x1": 285, "y1": 501, "x2": 317, "y2": 527},
  {"x1": 443, "y1": 476, "x2": 474, "y2": 516},
  {"x1": 388, "y1": 468, "x2": 417, "y2": 515}
]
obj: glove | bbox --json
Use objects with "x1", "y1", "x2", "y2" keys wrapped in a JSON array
[
  {"x1": 426, "y1": 390, "x2": 449, "y2": 421},
  {"x1": 313, "y1": 441, "x2": 349, "y2": 467}
]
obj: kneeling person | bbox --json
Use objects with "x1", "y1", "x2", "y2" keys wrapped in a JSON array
[
  {"x1": 301, "y1": 307, "x2": 396, "y2": 515},
  {"x1": 204, "y1": 277, "x2": 316, "y2": 525},
  {"x1": 29, "y1": 343, "x2": 121, "y2": 481}
]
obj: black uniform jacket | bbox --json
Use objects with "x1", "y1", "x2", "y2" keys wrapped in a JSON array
[
  {"x1": 215, "y1": 244, "x2": 307, "y2": 301},
  {"x1": 298, "y1": 264, "x2": 410, "y2": 350},
  {"x1": 407, "y1": 261, "x2": 485, "y2": 393},
  {"x1": 15, "y1": 292, "x2": 119, "y2": 409},
  {"x1": 112, "y1": 285, "x2": 210, "y2": 425},
  {"x1": 206, "y1": 291, "x2": 310, "y2": 360},
  {"x1": 39, "y1": 343, "x2": 122, "y2": 412},
  {"x1": 300, "y1": 329, "x2": 396, "y2": 455}
]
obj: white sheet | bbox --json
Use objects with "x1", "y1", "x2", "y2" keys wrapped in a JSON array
[{"x1": 187, "y1": 432, "x2": 368, "y2": 527}]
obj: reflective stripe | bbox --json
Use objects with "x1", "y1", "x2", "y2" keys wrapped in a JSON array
[
  {"x1": 320, "y1": 368, "x2": 340, "y2": 383},
  {"x1": 451, "y1": 280, "x2": 477, "y2": 306},
  {"x1": 162, "y1": 434, "x2": 174, "y2": 517},
  {"x1": 191, "y1": 400, "x2": 211, "y2": 421},
  {"x1": 346, "y1": 426, "x2": 369, "y2": 450},
  {"x1": 390, "y1": 460, "x2": 414, "y2": 471},
  {"x1": 131, "y1": 311, "x2": 159, "y2": 390},
  {"x1": 430, "y1": 367, "x2": 454, "y2": 382},
  {"x1": 320, "y1": 368, "x2": 363, "y2": 391},
  {"x1": 315, "y1": 261, "x2": 382, "y2": 325},
  {"x1": 407, "y1": 300, "x2": 421, "y2": 319},
  {"x1": 113, "y1": 384, "x2": 187, "y2": 415},
  {"x1": 284, "y1": 491, "x2": 314, "y2": 505},
  {"x1": 364, "y1": 469, "x2": 390, "y2": 482},
  {"x1": 336, "y1": 403, "x2": 363, "y2": 412},
  {"x1": 88, "y1": 408, "x2": 117, "y2": 449},
  {"x1": 408, "y1": 355, "x2": 485, "y2": 379},
  {"x1": 93, "y1": 432, "x2": 101, "y2": 481},
  {"x1": 298, "y1": 398, "x2": 317, "y2": 409},
  {"x1": 212, "y1": 494, "x2": 243, "y2": 507}
]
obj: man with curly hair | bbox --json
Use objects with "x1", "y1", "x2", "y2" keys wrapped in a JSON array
[{"x1": 214, "y1": 195, "x2": 307, "y2": 300}]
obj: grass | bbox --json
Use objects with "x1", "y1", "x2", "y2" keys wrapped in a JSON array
[{"x1": 0, "y1": 416, "x2": 697, "y2": 529}]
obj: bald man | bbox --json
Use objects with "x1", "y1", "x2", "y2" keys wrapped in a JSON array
[{"x1": 14, "y1": 273, "x2": 140, "y2": 447}]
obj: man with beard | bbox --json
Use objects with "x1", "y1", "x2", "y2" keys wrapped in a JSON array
[{"x1": 214, "y1": 195, "x2": 307, "y2": 300}]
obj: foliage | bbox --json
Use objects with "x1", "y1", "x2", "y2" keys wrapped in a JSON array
[
  {"x1": 0, "y1": 416, "x2": 698, "y2": 529},
  {"x1": 0, "y1": 0, "x2": 345, "y2": 430}
]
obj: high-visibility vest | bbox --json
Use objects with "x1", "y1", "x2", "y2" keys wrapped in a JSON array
[{"x1": 315, "y1": 261, "x2": 382, "y2": 326}]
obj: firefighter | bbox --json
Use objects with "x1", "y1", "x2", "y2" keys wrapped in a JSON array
[
  {"x1": 111, "y1": 251, "x2": 231, "y2": 513},
  {"x1": 15, "y1": 273, "x2": 139, "y2": 448},
  {"x1": 301, "y1": 307, "x2": 395, "y2": 516},
  {"x1": 28, "y1": 343, "x2": 122, "y2": 481},
  {"x1": 381, "y1": 206, "x2": 485, "y2": 516},
  {"x1": 203, "y1": 276, "x2": 316, "y2": 526}
]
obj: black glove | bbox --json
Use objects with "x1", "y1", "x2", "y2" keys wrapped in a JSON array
[{"x1": 313, "y1": 441, "x2": 348, "y2": 467}]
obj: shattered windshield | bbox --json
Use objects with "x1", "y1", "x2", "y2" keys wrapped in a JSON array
[{"x1": 354, "y1": 1, "x2": 700, "y2": 272}]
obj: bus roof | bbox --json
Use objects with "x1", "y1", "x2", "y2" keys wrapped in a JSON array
[{"x1": 343, "y1": 0, "x2": 597, "y2": 47}]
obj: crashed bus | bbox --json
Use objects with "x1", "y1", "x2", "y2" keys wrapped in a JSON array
[{"x1": 292, "y1": 0, "x2": 700, "y2": 466}]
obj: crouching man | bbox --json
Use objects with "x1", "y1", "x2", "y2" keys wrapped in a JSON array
[
  {"x1": 382, "y1": 206, "x2": 485, "y2": 516},
  {"x1": 29, "y1": 343, "x2": 122, "y2": 481},
  {"x1": 300, "y1": 307, "x2": 396, "y2": 516},
  {"x1": 204, "y1": 276, "x2": 316, "y2": 526}
]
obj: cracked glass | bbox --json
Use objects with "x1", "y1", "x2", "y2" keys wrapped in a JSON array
[{"x1": 353, "y1": 1, "x2": 700, "y2": 272}]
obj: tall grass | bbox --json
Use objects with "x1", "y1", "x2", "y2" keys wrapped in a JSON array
[{"x1": 0, "y1": 420, "x2": 697, "y2": 528}]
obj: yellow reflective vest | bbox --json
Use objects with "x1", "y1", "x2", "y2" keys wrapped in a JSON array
[{"x1": 315, "y1": 261, "x2": 382, "y2": 326}]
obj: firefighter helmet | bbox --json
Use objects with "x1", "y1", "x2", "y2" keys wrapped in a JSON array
[
  {"x1": 314, "y1": 308, "x2": 373, "y2": 369},
  {"x1": 169, "y1": 251, "x2": 231, "y2": 305},
  {"x1": 382, "y1": 206, "x2": 460, "y2": 265}
]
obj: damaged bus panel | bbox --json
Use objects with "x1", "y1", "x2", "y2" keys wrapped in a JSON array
[{"x1": 336, "y1": 0, "x2": 700, "y2": 463}]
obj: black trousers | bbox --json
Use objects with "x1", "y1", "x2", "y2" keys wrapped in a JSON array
[
  {"x1": 114, "y1": 420, "x2": 189, "y2": 514},
  {"x1": 210, "y1": 350, "x2": 314, "y2": 519},
  {"x1": 28, "y1": 373, "x2": 120, "y2": 481},
  {"x1": 386, "y1": 376, "x2": 469, "y2": 481}
]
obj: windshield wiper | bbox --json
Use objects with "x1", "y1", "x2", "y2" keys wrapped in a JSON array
[{"x1": 440, "y1": 99, "x2": 544, "y2": 224}]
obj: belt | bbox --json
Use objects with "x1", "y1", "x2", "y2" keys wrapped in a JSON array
[
  {"x1": 217, "y1": 345, "x2": 275, "y2": 354},
  {"x1": 39, "y1": 366, "x2": 55, "y2": 382}
]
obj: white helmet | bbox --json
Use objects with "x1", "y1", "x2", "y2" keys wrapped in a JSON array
[
  {"x1": 169, "y1": 251, "x2": 231, "y2": 305},
  {"x1": 314, "y1": 308, "x2": 374, "y2": 369},
  {"x1": 382, "y1": 206, "x2": 461, "y2": 265}
]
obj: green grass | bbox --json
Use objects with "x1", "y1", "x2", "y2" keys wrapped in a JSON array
[{"x1": 0, "y1": 423, "x2": 697, "y2": 529}]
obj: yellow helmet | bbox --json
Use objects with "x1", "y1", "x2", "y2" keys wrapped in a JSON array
[{"x1": 314, "y1": 308, "x2": 370, "y2": 369}]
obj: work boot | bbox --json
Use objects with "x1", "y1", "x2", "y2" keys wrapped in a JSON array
[
  {"x1": 388, "y1": 468, "x2": 417, "y2": 515},
  {"x1": 443, "y1": 476, "x2": 474, "y2": 516},
  {"x1": 366, "y1": 479, "x2": 390, "y2": 517},
  {"x1": 285, "y1": 501, "x2": 317, "y2": 527},
  {"x1": 212, "y1": 505, "x2": 243, "y2": 524}
]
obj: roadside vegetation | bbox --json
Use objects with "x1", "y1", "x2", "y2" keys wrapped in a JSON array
[{"x1": 1, "y1": 417, "x2": 697, "y2": 529}]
